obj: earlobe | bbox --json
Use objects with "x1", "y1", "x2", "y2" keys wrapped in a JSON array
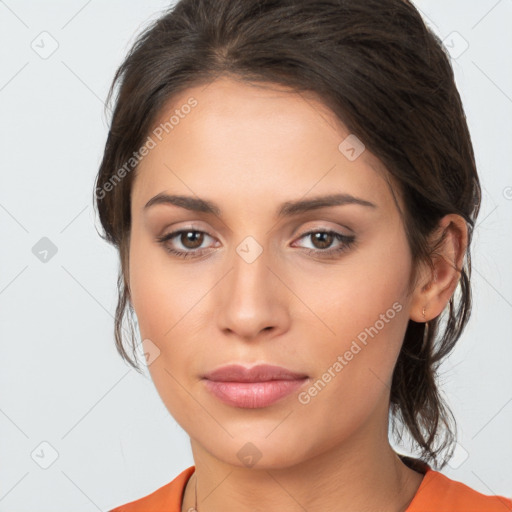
[{"x1": 410, "y1": 214, "x2": 467, "y2": 323}]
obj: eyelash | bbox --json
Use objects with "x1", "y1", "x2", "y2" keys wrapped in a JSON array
[{"x1": 156, "y1": 228, "x2": 356, "y2": 259}]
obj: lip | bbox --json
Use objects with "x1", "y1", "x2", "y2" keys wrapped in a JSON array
[
  {"x1": 203, "y1": 364, "x2": 308, "y2": 382},
  {"x1": 202, "y1": 364, "x2": 309, "y2": 409}
]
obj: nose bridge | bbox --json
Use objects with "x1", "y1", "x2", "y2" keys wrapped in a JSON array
[
  {"x1": 230, "y1": 234, "x2": 273, "y2": 307},
  {"x1": 216, "y1": 234, "x2": 286, "y2": 338}
]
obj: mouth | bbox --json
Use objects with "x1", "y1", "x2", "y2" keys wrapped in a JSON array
[{"x1": 201, "y1": 364, "x2": 309, "y2": 409}]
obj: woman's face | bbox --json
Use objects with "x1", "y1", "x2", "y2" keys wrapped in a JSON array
[{"x1": 129, "y1": 77, "x2": 417, "y2": 468}]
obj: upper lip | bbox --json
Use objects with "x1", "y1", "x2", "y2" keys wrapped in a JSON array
[{"x1": 202, "y1": 364, "x2": 308, "y2": 382}]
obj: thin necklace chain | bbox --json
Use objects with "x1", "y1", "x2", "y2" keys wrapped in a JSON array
[{"x1": 194, "y1": 473, "x2": 198, "y2": 511}]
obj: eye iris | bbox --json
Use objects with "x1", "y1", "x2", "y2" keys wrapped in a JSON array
[
  {"x1": 312, "y1": 232, "x2": 333, "y2": 249},
  {"x1": 182, "y1": 231, "x2": 204, "y2": 249}
]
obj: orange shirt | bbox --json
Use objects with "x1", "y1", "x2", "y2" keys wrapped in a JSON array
[{"x1": 110, "y1": 465, "x2": 512, "y2": 512}]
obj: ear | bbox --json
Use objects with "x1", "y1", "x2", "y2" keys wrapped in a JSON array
[{"x1": 409, "y1": 214, "x2": 468, "y2": 323}]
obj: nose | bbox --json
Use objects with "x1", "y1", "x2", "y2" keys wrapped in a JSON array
[{"x1": 215, "y1": 241, "x2": 290, "y2": 341}]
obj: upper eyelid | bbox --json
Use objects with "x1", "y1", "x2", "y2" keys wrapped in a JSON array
[
  {"x1": 155, "y1": 211, "x2": 356, "y2": 236},
  {"x1": 163, "y1": 226, "x2": 349, "y2": 236}
]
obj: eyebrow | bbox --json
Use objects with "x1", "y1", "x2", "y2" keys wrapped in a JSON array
[{"x1": 143, "y1": 192, "x2": 377, "y2": 217}]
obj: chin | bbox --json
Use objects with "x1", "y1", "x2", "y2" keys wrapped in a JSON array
[{"x1": 195, "y1": 430, "x2": 314, "y2": 470}]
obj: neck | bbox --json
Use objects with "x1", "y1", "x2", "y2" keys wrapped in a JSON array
[{"x1": 181, "y1": 421, "x2": 425, "y2": 512}]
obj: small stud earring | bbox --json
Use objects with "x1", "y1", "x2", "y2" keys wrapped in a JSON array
[{"x1": 422, "y1": 306, "x2": 426, "y2": 319}]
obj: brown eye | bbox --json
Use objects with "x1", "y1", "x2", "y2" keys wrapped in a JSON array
[
  {"x1": 310, "y1": 231, "x2": 334, "y2": 250},
  {"x1": 156, "y1": 229, "x2": 216, "y2": 259},
  {"x1": 293, "y1": 229, "x2": 356, "y2": 258},
  {"x1": 179, "y1": 231, "x2": 204, "y2": 249}
]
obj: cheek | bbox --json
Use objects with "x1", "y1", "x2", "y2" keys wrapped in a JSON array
[
  {"x1": 290, "y1": 289, "x2": 410, "y2": 453},
  {"x1": 297, "y1": 228, "x2": 410, "y2": 337},
  {"x1": 128, "y1": 249, "x2": 165, "y2": 340},
  {"x1": 128, "y1": 228, "x2": 195, "y2": 339},
  {"x1": 128, "y1": 239, "x2": 206, "y2": 426},
  {"x1": 128, "y1": 231, "x2": 214, "y2": 387},
  {"x1": 292, "y1": 228, "x2": 412, "y2": 392}
]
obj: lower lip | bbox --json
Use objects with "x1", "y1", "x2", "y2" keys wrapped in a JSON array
[{"x1": 203, "y1": 378, "x2": 308, "y2": 408}]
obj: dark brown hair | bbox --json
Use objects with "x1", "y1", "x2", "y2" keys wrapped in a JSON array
[{"x1": 94, "y1": 0, "x2": 481, "y2": 470}]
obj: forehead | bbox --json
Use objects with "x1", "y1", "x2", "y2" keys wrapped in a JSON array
[{"x1": 132, "y1": 77, "x2": 399, "y2": 216}]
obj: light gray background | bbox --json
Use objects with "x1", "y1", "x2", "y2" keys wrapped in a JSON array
[{"x1": 0, "y1": 1, "x2": 511, "y2": 510}]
